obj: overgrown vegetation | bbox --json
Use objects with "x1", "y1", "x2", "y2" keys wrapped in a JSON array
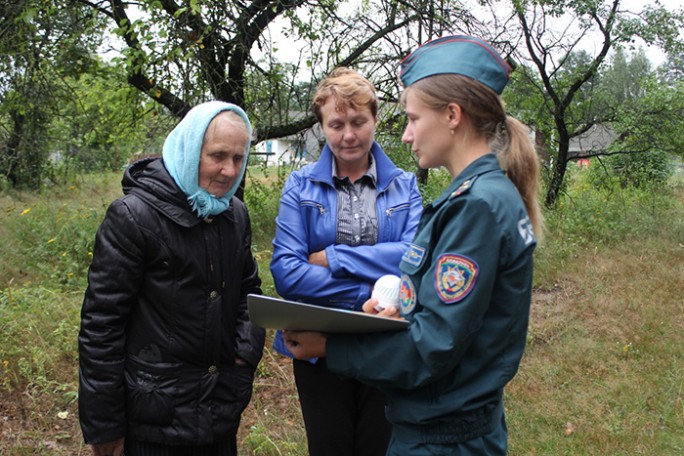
[{"x1": 0, "y1": 163, "x2": 682, "y2": 454}]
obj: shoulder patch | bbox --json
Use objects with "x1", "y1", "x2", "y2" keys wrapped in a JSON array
[
  {"x1": 434, "y1": 254, "x2": 478, "y2": 304},
  {"x1": 402, "y1": 244, "x2": 426, "y2": 267},
  {"x1": 517, "y1": 216, "x2": 536, "y2": 246}
]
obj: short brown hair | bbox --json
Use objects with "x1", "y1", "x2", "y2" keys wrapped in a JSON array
[{"x1": 312, "y1": 67, "x2": 378, "y2": 123}]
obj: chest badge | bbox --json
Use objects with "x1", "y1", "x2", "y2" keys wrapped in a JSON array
[{"x1": 434, "y1": 254, "x2": 478, "y2": 304}]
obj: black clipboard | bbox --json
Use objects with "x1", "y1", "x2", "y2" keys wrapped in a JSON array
[{"x1": 247, "y1": 294, "x2": 409, "y2": 333}]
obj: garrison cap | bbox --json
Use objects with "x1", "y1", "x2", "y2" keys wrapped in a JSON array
[{"x1": 399, "y1": 35, "x2": 512, "y2": 94}]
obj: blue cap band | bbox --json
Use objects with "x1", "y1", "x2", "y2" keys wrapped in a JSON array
[{"x1": 399, "y1": 35, "x2": 511, "y2": 94}]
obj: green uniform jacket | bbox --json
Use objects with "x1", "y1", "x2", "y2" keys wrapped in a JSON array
[{"x1": 327, "y1": 153, "x2": 536, "y2": 439}]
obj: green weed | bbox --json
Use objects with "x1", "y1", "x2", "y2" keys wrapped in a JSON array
[{"x1": 0, "y1": 166, "x2": 682, "y2": 455}]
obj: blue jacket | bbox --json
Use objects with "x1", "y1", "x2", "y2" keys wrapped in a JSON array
[
  {"x1": 270, "y1": 142, "x2": 422, "y2": 356},
  {"x1": 326, "y1": 154, "x2": 537, "y2": 441}
]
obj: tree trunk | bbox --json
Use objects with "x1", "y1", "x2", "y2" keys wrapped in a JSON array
[
  {"x1": 545, "y1": 133, "x2": 570, "y2": 207},
  {"x1": 416, "y1": 166, "x2": 428, "y2": 185},
  {"x1": 535, "y1": 128, "x2": 548, "y2": 163},
  {"x1": 4, "y1": 110, "x2": 26, "y2": 188}
]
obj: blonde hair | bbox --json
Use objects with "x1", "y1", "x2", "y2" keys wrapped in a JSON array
[
  {"x1": 401, "y1": 74, "x2": 543, "y2": 239},
  {"x1": 312, "y1": 67, "x2": 378, "y2": 122}
]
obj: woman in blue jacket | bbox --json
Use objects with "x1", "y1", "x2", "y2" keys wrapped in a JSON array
[
  {"x1": 283, "y1": 36, "x2": 544, "y2": 455},
  {"x1": 270, "y1": 67, "x2": 422, "y2": 456}
]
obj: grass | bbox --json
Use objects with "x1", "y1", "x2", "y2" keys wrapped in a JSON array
[
  {"x1": 510, "y1": 240, "x2": 683, "y2": 454},
  {"x1": 0, "y1": 166, "x2": 682, "y2": 455}
]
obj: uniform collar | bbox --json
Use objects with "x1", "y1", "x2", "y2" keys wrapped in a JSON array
[{"x1": 431, "y1": 153, "x2": 501, "y2": 207}]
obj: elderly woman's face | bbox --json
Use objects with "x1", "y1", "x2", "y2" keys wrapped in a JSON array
[{"x1": 198, "y1": 116, "x2": 249, "y2": 198}]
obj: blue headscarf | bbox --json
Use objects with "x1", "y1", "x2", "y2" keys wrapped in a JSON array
[{"x1": 162, "y1": 101, "x2": 252, "y2": 218}]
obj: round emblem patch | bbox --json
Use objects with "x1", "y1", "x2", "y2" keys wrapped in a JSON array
[
  {"x1": 399, "y1": 274, "x2": 417, "y2": 315},
  {"x1": 434, "y1": 254, "x2": 478, "y2": 304}
]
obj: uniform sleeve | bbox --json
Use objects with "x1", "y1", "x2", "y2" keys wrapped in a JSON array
[
  {"x1": 270, "y1": 173, "x2": 371, "y2": 308},
  {"x1": 233, "y1": 204, "x2": 266, "y2": 368},
  {"x1": 325, "y1": 174, "x2": 423, "y2": 282},
  {"x1": 327, "y1": 196, "x2": 503, "y2": 389},
  {"x1": 78, "y1": 199, "x2": 145, "y2": 444}
]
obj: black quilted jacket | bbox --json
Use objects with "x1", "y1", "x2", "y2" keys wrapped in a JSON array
[{"x1": 78, "y1": 157, "x2": 264, "y2": 445}]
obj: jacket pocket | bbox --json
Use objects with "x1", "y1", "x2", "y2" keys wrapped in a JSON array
[
  {"x1": 385, "y1": 202, "x2": 410, "y2": 218},
  {"x1": 211, "y1": 364, "x2": 255, "y2": 431},
  {"x1": 124, "y1": 354, "x2": 181, "y2": 426},
  {"x1": 300, "y1": 200, "x2": 327, "y2": 214},
  {"x1": 383, "y1": 202, "x2": 411, "y2": 240}
]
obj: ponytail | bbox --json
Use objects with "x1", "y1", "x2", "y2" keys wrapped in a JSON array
[
  {"x1": 406, "y1": 74, "x2": 544, "y2": 240},
  {"x1": 498, "y1": 116, "x2": 544, "y2": 240}
]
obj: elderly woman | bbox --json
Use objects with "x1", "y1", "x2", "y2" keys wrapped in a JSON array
[{"x1": 78, "y1": 101, "x2": 265, "y2": 456}]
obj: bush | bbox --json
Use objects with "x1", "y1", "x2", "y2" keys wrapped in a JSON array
[
  {"x1": 3, "y1": 195, "x2": 105, "y2": 290},
  {"x1": 587, "y1": 151, "x2": 674, "y2": 190},
  {"x1": 244, "y1": 163, "x2": 292, "y2": 297},
  {"x1": 533, "y1": 168, "x2": 683, "y2": 287}
]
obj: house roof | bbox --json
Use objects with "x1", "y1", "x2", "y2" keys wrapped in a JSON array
[{"x1": 568, "y1": 124, "x2": 617, "y2": 157}]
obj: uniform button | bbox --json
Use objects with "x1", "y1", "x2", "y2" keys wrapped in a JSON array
[
  {"x1": 208, "y1": 365, "x2": 218, "y2": 374},
  {"x1": 209, "y1": 290, "x2": 218, "y2": 300}
]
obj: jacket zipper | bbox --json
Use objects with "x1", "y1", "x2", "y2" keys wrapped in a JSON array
[
  {"x1": 386, "y1": 202, "x2": 410, "y2": 217},
  {"x1": 301, "y1": 200, "x2": 326, "y2": 214}
]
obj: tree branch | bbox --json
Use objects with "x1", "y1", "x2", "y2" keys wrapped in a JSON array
[{"x1": 108, "y1": 0, "x2": 190, "y2": 116}]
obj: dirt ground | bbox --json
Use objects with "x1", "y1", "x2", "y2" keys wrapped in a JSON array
[{"x1": 0, "y1": 352, "x2": 303, "y2": 455}]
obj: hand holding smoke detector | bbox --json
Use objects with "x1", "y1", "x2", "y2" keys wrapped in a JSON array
[{"x1": 371, "y1": 274, "x2": 401, "y2": 312}]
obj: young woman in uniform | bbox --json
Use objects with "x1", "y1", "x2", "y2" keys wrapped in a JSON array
[{"x1": 283, "y1": 35, "x2": 544, "y2": 455}]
